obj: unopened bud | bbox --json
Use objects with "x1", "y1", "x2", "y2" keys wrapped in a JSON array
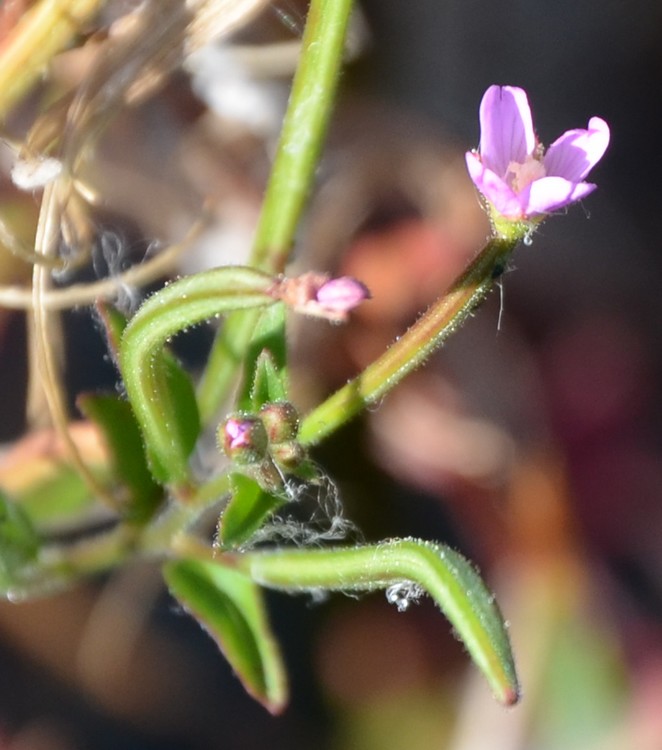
[
  {"x1": 270, "y1": 440, "x2": 306, "y2": 471},
  {"x1": 258, "y1": 401, "x2": 300, "y2": 443},
  {"x1": 255, "y1": 458, "x2": 283, "y2": 492},
  {"x1": 271, "y1": 272, "x2": 370, "y2": 322},
  {"x1": 315, "y1": 277, "x2": 370, "y2": 319},
  {"x1": 219, "y1": 415, "x2": 268, "y2": 465}
]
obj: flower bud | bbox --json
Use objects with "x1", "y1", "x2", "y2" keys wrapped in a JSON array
[
  {"x1": 258, "y1": 401, "x2": 300, "y2": 443},
  {"x1": 270, "y1": 272, "x2": 370, "y2": 322},
  {"x1": 255, "y1": 458, "x2": 283, "y2": 492},
  {"x1": 315, "y1": 277, "x2": 370, "y2": 318},
  {"x1": 218, "y1": 415, "x2": 268, "y2": 465},
  {"x1": 270, "y1": 440, "x2": 306, "y2": 471}
]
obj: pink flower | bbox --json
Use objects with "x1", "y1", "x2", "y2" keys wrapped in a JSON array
[
  {"x1": 225, "y1": 418, "x2": 255, "y2": 450},
  {"x1": 465, "y1": 85, "x2": 610, "y2": 221},
  {"x1": 220, "y1": 415, "x2": 268, "y2": 465}
]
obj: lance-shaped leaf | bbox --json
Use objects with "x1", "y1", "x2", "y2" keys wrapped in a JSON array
[
  {"x1": 0, "y1": 491, "x2": 40, "y2": 595},
  {"x1": 238, "y1": 538, "x2": 520, "y2": 705},
  {"x1": 119, "y1": 267, "x2": 276, "y2": 484},
  {"x1": 239, "y1": 303, "x2": 288, "y2": 412},
  {"x1": 0, "y1": 423, "x2": 108, "y2": 531},
  {"x1": 97, "y1": 301, "x2": 201, "y2": 485},
  {"x1": 163, "y1": 557, "x2": 288, "y2": 713},
  {"x1": 77, "y1": 394, "x2": 163, "y2": 522},
  {"x1": 249, "y1": 350, "x2": 288, "y2": 411},
  {"x1": 96, "y1": 301, "x2": 127, "y2": 361},
  {"x1": 218, "y1": 473, "x2": 285, "y2": 550}
]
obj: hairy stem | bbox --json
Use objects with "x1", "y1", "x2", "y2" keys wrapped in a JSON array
[
  {"x1": 196, "y1": 0, "x2": 355, "y2": 423},
  {"x1": 298, "y1": 236, "x2": 517, "y2": 445}
]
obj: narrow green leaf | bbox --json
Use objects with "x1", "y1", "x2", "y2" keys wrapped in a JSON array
[
  {"x1": 119, "y1": 266, "x2": 275, "y2": 484},
  {"x1": 219, "y1": 473, "x2": 285, "y2": 550},
  {"x1": 19, "y1": 466, "x2": 97, "y2": 529},
  {"x1": 250, "y1": 351, "x2": 288, "y2": 411},
  {"x1": 96, "y1": 301, "x2": 127, "y2": 361},
  {"x1": 240, "y1": 538, "x2": 520, "y2": 705},
  {"x1": 0, "y1": 491, "x2": 39, "y2": 594},
  {"x1": 77, "y1": 394, "x2": 163, "y2": 522},
  {"x1": 163, "y1": 557, "x2": 288, "y2": 713},
  {"x1": 146, "y1": 348, "x2": 201, "y2": 483},
  {"x1": 239, "y1": 303, "x2": 288, "y2": 412},
  {"x1": 100, "y1": 301, "x2": 202, "y2": 485}
]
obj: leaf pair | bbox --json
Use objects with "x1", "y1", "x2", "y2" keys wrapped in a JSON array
[{"x1": 164, "y1": 538, "x2": 520, "y2": 713}]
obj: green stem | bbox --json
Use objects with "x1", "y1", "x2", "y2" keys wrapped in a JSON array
[
  {"x1": 139, "y1": 472, "x2": 232, "y2": 554},
  {"x1": 9, "y1": 471, "x2": 234, "y2": 600},
  {"x1": 250, "y1": 0, "x2": 355, "y2": 274},
  {"x1": 196, "y1": 0, "x2": 355, "y2": 422},
  {"x1": 197, "y1": 308, "x2": 263, "y2": 423},
  {"x1": 298, "y1": 236, "x2": 517, "y2": 445},
  {"x1": 5, "y1": 524, "x2": 137, "y2": 600}
]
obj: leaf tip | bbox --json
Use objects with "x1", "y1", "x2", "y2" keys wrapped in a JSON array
[{"x1": 498, "y1": 680, "x2": 521, "y2": 707}]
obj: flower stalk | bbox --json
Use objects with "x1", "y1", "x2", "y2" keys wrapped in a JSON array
[{"x1": 298, "y1": 235, "x2": 518, "y2": 446}]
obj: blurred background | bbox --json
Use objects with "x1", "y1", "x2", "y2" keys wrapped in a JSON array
[{"x1": 2, "y1": 0, "x2": 662, "y2": 748}]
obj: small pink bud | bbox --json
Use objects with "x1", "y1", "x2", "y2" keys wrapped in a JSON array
[
  {"x1": 258, "y1": 401, "x2": 300, "y2": 443},
  {"x1": 270, "y1": 272, "x2": 370, "y2": 322},
  {"x1": 270, "y1": 440, "x2": 306, "y2": 471},
  {"x1": 315, "y1": 277, "x2": 370, "y2": 318},
  {"x1": 219, "y1": 415, "x2": 268, "y2": 465}
]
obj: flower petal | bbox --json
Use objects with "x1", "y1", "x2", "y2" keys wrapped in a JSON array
[
  {"x1": 479, "y1": 85, "x2": 536, "y2": 177},
  {"x1": 465, "y1": 151, "x2": 525, "y2": 219},
  {"x1": 544, "y1": 117, "x2": 610, "y2": 182},
  {"x1": 521, "y1": 176, "x2": 596, "y2": 216}
]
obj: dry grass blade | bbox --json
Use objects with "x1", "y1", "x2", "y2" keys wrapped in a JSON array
[
  {"x1": 0, "y1": 0, "x2": 106, "y2": 122},
  {"x1": 0, "y1": 220, "x2": 205, "y2": 311},
  {"x1": 8, "y1": 0, "x2": 275, "y2": 503}
]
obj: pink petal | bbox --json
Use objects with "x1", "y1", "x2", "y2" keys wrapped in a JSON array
[
  {"x1": 479, "y1": 85, "x2": 536, "y2": 177},
  {"x1": 544, "y1": 117, "x2": 610, "y2": 182},
  {"x1": 465, "y1": 152, "x2": 525, "y2": 219},
  {"x1": 316, "y1": 277, "x2": 370, "y2": 311},
  {"x1": 521, "y1": 176, "x2": 597, "y2": 216}
]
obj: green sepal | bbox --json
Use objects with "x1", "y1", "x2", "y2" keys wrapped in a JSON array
[
  {"x1": 163, "y1": 557, "x2": 288, "y2": 714},
  {"x1": 77, "y1": 393, "x2": 163, "y2": 522},
  {"x1": 218, "y1": 472, "x2": 285, "y2": 550},
  {"x1": 0, "y1": 490, "x2": 40, "y2": 595}
]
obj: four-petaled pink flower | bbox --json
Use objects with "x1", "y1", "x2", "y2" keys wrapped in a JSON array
[{"x1": 465, "y1": 85, "x2": 610, "y2": 221}]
